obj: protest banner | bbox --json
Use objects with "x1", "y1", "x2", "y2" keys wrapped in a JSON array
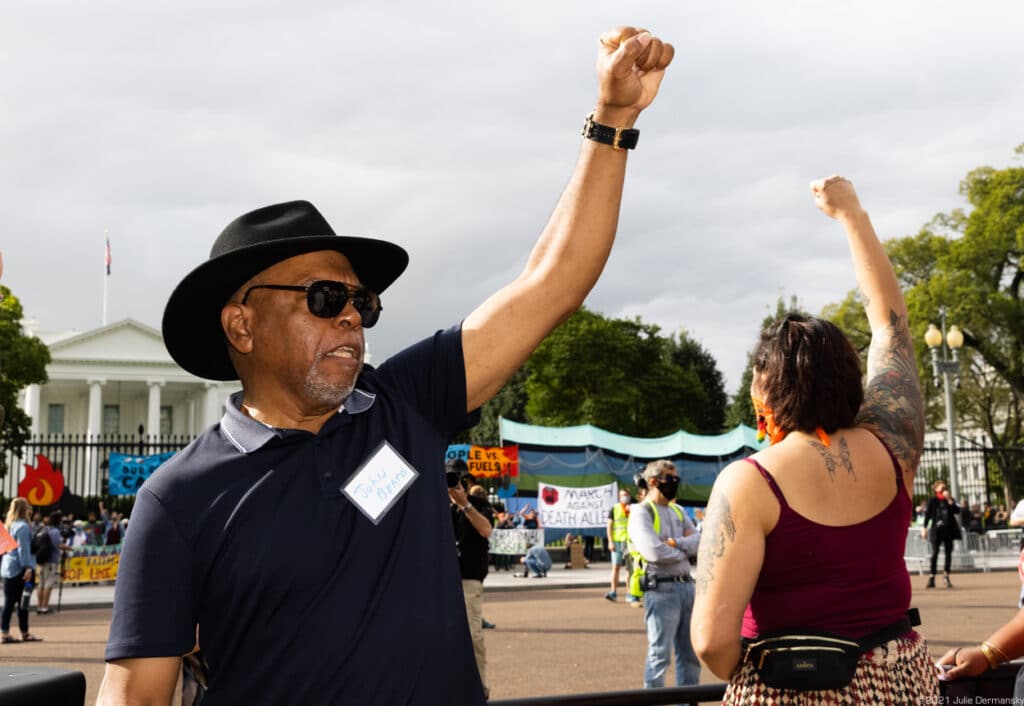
[
  {"x1": 0, "y1": 523, "x2": 16, "y2": 555},
  {"x1": 537, "y1": 481, "x2": 616, "y2": 528},
  {"x1": 488, "y1": 529, "x2": 544, "y2": 555},
  {"x1": 445, "y1": 444, "x2": 519, "y2": 478},
  {"x1": 18, "y1": 454, "x2": 66, "y2": 506},
  {"x1": 62, "y1": 545, "x2": 121, "y2": 584},
  {"x1": 108, "y1": 451, "x2": 177, "y2": 495},
  {"x1": 445, "y1": 444, "x2": 519, "y2": 496}
]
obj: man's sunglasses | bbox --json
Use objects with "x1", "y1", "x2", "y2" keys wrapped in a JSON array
[{"x1": 241, "y1": 280, "x2": 382, "y2": 327}]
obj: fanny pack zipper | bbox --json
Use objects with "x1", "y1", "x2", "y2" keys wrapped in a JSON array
[{"x1": 756, "y1": 645, "x2": 849, "y2": 670}]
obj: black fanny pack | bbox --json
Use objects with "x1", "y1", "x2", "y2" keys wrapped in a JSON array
[{"x1": 741, "y1": 609, "x2": 919, "y2": 692}]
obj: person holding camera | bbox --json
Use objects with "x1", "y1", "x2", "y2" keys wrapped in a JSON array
[
  {"x1": 921, "y1": 479, "x2": 961, "y2": 588},
  {"x1": 448, "y1": 459, "x2": 495, "y2": 698},
  {"x1": 628, "y1": 460, "x2": 701, "y2": 688}
]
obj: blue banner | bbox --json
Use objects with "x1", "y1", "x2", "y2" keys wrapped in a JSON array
[{"x1": 108, "y1": 451, "x2": 177, "y2": 495}]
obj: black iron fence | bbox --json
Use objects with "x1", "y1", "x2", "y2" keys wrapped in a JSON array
[
  {"x1": 915, "y1": 439, "x2": 1024, "y2": 507},
  {"x1": 1, "y1": 433, "x2": 192, "y2": 511},
  {"x1": 5, "y1": 433, "x2": 1024, "y2": 516}
]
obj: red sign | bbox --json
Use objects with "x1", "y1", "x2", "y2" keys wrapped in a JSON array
[{"x1": 18, "y1": 455, "x2": 66, "y2": 507}]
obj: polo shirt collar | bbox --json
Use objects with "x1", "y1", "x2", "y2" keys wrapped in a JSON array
[{"x1": 219, "y1": 388, "x2": 376, "y2": 454}]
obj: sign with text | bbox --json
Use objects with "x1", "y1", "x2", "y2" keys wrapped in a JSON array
[
  {"x1": 108, "y1": 451, "x2": 177, "y2": 495},
  {"x1": 537, "y1": 481, "x2": 617, "y2": 529},
  {"x1": 488, "y1": 529, "x2": 544, "y2": 555},
  {"x1": 62, "y1": 545, "x2": 121, "y2": 584},
  {"x1": 445, "y1": 444, "x2": 519, "y2": 479},
  {"x1": 343, "y1": 441, "x2": 419, "y2": 524}
]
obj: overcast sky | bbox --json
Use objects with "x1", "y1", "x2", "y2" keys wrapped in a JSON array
[{"x1": 3, "y1": 1, "x2": 1022, "y2": 397}]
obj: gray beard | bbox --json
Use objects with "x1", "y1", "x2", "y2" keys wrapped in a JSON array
[{"x1": 303, "y1": 367, "x2": 360, "y2": 411}]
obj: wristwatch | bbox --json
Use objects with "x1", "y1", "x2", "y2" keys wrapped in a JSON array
[
  {"x1": 461, "y1": 503, "x2": 472, "y2": 513},
  {"x1": 581, "y1": 112, "x2": 639, "y2": 150}
]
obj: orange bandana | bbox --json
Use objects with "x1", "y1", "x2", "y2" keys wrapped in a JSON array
[{"x1": 752, "y1": 394, "x2": 831, "y2": 446}]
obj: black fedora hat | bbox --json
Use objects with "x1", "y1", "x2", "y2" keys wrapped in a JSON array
[{"x1": 162, "y1": 200, "x2": 408, "y2": 381}]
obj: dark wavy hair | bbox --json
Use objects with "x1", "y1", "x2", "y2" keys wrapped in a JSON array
[{"x1": 752, "y1": 313, "x2": 863, "y2": 435}]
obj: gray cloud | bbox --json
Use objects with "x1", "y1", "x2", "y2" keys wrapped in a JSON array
[{"x1": 3, "y1": 0, "x2": 1023, "y2": 397}]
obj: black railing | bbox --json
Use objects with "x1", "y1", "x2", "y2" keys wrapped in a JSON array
[
  {"x1": 915, "y1": 440, "x2": 1024, "y2": 506},
  {"x1": 1, "y1": 433, "x2": 192, "y2": 504},
  {"x1": 491, "y1": 684, "x2": 727, "y2": 706}
]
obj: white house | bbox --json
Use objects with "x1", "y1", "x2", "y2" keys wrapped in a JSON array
[{"x1": 19, "y1": 318, "x2": 240, "y2": 440}]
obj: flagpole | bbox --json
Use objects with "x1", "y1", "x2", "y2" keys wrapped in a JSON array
[{"x1": 103, "y1": 230, "x2": 109, "y2": 327}]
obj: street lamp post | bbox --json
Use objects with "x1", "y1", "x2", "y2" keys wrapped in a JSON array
[{"x1": 924, "y1": 308, "x2": 964, "y2": 500}]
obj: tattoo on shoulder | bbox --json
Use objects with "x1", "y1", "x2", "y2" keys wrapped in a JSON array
[
  {"x1": 855, "y1": 309, "x2": 924, "y2": 472},
  {"x1": 695, "y1": 493, "x2": 736, "y2": 596},
  {"x1": 806, "y1": 437, "x2": 855, "y2": 480}
]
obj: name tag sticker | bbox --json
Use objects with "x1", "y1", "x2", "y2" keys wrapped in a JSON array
[{"x1": 342, "y1": 441, "x2": 419, "y2": 525}]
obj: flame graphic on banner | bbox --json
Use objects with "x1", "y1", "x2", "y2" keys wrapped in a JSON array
[{"x1": 18, "y1": 455, "x2": 66, "y2": 507}]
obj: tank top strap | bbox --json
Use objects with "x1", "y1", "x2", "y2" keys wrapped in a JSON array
[
  {"x1": 743, "y1": 458, "x2": 789, "y2": 508},
  {"x1": 869, "y1": 433, "x2": 905, "y2": 489}
]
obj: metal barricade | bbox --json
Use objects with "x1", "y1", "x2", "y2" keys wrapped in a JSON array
[{"x1": 491, "y1": 684, "x2": 728, "y2": 706}]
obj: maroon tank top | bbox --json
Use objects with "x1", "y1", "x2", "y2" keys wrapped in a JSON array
[{"x1": 741, "y1": 436, "x2": 912, "y2": 639}]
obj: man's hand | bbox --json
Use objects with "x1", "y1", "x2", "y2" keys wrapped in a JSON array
[
  {"x1": 810, "y1": 175, "x2": 864, "y2": 221},
  {"x1": 595, "y1": 27, "x2": 674, "y2": 125},
  {"x1": 448, "y1": 486, "x2": 469, "y2": 507}
]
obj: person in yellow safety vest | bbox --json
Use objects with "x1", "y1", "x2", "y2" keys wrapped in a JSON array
[
  {"x1": 627, "y1": 499, "x2": 687, "y2": 604},
  {"x1": 606, "y1": 488, "x2": 637, "y2": 604}
]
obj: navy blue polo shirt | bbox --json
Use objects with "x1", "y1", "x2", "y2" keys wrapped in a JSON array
[{"x1": 106, "y1": 326, "x2": 485, "y2": 705}]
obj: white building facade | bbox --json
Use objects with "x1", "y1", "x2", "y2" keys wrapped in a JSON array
[{"x1": 20, "y1": 318, "x2": 239, "y2": 440}]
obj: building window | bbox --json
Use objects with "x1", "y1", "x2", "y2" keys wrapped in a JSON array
[
  {"x1": 160, "y1": 405, "x2": 173, "y2": 436},
  {"x1": 47, "y1": 404, "x2": 65, "y2": 434},
  {"x1": 103, "y1": 405, "x2": 120, "y2": 435}
]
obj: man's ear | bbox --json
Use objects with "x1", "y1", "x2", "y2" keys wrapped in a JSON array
[{"x1": 221, "y1": 302, "x2": 254, "y2": 355}]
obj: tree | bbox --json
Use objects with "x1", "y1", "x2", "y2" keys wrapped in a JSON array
[
  {"x1": 820, "y1": 146, "x2": 1024, "y2": 502},
  {"x1": 668, "y1": 331, "x2": 728, "y2": 433},
  {"x1": 725, "y1": 295, "x2": 808, "y2": 429},
  {"x1": 523, "y1": 308, "x2": 707, "y2": 437},
  {"x1": 454, "y1": 367, "x2": 529, "y2": 446},
  {"x1": 0, "y1": 286, "x2": 50, "y2": 479}
]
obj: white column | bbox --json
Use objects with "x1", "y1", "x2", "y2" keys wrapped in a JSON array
[
  {"x1": 203, "y1": 382, "x2": 222, "y2": 429},
  {"x1": 147, "y1": 379, "x2": 165, "y2": 440},
  {"x1": 86, "y1": 379, "x2": 105, "y2": 438},
  {"x1": 85, "y1": 379, "x2": 105, "y2": 497},
  {"x1": 186, "y1": 398, "x2": 196, "y2": 437},
  {"x1": 24, "y1": 384, "x2": 41, "y2": 436}
]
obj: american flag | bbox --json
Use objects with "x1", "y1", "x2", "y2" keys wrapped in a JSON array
[{"x1": 105, "y1": 237, "x2": 112, "y2": 275}]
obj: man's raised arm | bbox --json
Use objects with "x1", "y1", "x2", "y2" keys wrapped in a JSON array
[{"x1": 462, "y1": 27, "x2": 674, "y2": 411}]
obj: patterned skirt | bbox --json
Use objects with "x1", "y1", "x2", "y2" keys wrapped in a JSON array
[{"x1": 724, "y1": 632, "x2": 939, "y2": 705}]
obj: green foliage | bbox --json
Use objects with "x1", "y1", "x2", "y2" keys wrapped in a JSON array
[
  {"x1": 667, "y1": 331, "x2": 728, "y2": 433},
  {"x1": 820, "y1": 146, "x2": 1024, "y2": 500},
  {"x1": 455, "y1": 367, "x2": 529, "y2": 446},
  {"x1": 0, "y1": 287, "x2": 51, "y2": 478},
  {"x1": 522, "y1": 308, "x2": 707, "y2": 437}
]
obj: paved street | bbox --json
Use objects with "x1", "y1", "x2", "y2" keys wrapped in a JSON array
[{"x1": 3, "y1": 565, "x2": 1022, "y2": 704}]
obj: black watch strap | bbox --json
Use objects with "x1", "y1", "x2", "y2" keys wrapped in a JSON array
[{"x1": 581, "y1": 112, "x2": 639, "y2": 150}]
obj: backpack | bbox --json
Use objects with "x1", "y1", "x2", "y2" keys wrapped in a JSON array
[{"x1": 31, "y1": 526, "x2": 53, "y2": 561}]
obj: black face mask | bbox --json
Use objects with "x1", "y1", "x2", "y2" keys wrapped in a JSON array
[{"x1": 656, "y1": 475, "x2": 680, "y2": 500}]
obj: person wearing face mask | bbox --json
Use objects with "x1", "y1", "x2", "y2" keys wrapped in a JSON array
[
  {"x1": 606, "y1": 487, "x2": 637, "y2": 604},
  {"x1": 921, "y1": 479, "x2": 960, "y2": 589},
  {"x1": 627, "y1": 459, "x2": 701, "y2": 688},
  {"x1": 690, "y1": 177, "x2": 936, "y2": 703}
]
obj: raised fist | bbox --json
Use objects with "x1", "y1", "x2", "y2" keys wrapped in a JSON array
[
  {"x1": 810, "y1": 175, "x2": 863, "y2": 220},
  {"x1": 595, "y1": 27, "x2": 674, "y2": 124}
]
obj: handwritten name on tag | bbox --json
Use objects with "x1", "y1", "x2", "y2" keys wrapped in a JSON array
[{"x1": 342, "y1": 441, "x2": 419, "y2": 524}]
